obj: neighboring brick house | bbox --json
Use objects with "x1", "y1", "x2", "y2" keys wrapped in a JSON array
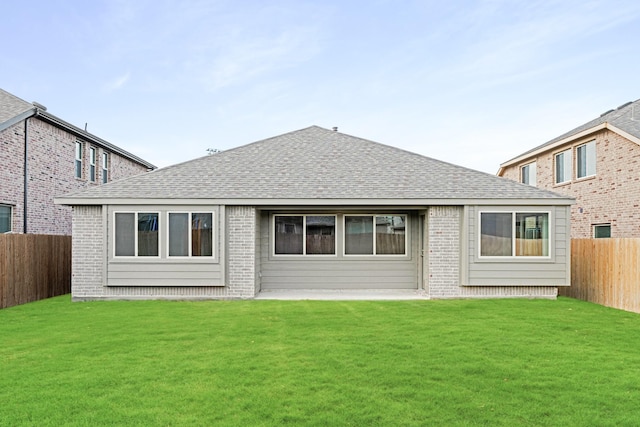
[
  {"x1": 498, "y1": 98, "x2": 640, "y2": 238},
  {"x1": 0, "y1": 89, "x2": 155, "y2": 235}
]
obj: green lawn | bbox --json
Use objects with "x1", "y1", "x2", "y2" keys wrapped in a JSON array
[{"x1": 1, "y1": 296, "x2": 640, "y2": 426}]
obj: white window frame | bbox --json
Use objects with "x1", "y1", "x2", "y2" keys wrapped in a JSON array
[
  {"x1": 554, "y1": 149, "x2": 572, "y2": 184},
  {"x1": 478, "y1": 210, "x2": 552, "y2": 259},
  {"x1": 272, "y1": 214, "x2": 337, "y2": 256},
  {"x1": 75, "y1": 141, "x2": 83, "y2": 179},
  {"x1": 89, "y1": 147, "x2": 96, "y2": 182},
  {"x1": 167, "y1": 211, "x2": 216, "y2": 258},
  {"x1": 576, "y1": 140, "x2": 596, "y2": 179},
  {"x1": 0, "y1": 204, "x2": 12, "y2": 233},
  {"x1": 343, "y1": 214, "x2": 408, "y2": 256},
  {"x1": 102, "y1": 152, "x2": 109, "y2": 184},
  {"x1": 113, "y1": 211, "x2": 161, "y2": 258},
  {"x1": 521, "y1": 162, "x2": 537, "y2": 186}
]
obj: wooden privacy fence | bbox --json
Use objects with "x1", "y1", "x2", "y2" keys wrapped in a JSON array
[
  {"x1": 0, "y1": 234, "x2": 71, "y2": 309},
  {"x1": 560, "y1": 238, "x2": 640, "y2": 314}
]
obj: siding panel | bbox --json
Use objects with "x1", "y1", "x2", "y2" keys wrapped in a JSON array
[{"x1": 259, "y1": 211, "x2": 419, "y2": 290}]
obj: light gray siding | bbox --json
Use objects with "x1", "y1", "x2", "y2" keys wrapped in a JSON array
[
  {"x1": 259, "y1": 211, "x2": 419, "y2": 290},
  {"x1": 106, "y1": 205, "x2": 223, "y2": 287},
  {"x1": 465, "y1": 205, "x2": 570, "y2": 286}
]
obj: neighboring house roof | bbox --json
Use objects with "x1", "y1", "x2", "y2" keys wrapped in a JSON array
[
  {"x1": 56, "y1": 126, "x2": 572, "y2": 206},
  {"x1": 498, "y1": 98, "x2": 640, "y2": 175},
  {"x1": 0, "y1": 88, "x2": 156, "y2": 170}
]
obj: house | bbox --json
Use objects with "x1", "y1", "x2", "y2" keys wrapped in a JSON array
[
  {"x1": 498, "y1": 99, "x2": 640, "y2": 238},
  {"x1": 55, "y1": 126, "x2": 573, "y2": 301},
  {"x1": 0, "y1": 88, "x2": 155, "y2": 235}
]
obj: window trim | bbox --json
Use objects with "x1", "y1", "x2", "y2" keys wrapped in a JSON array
[
  {"x1": 102, "y1": 152, "x2": 109, "y2": 184},
  {"x1": 272, "y1": 214, "x2": 337, "y2": 257},
  {"x1": 343, "y1": 214, "x2": 408, "y2": 257},
  {"x1": 521, "y1": 162, "x2": 537, "y2": 186},
  {"x1": 576, "y1": 140, "x2": 596, "y2": 179},
  {"x1": 113, "y1": 211, "x2": 161, "y2": 258},
  {"x1": 75, "y1": 141, "x2": 83, "y2": 179},
  {"x1": 478, "y1": 210, "x2": 552, "y2": 259},
  {"x1": 89, "y1": 147, "x2": 97, "y2": 182},
  {"x1": 167, "y1": 211, "x2": 216, "y2": 258},
  {"x1": 0, "y1": 204, "x2": 12, "y2": 233}
]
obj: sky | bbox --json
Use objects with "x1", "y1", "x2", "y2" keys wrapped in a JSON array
[{"x1": 2, "y1": 0, "x2": 639, "y2": 174}]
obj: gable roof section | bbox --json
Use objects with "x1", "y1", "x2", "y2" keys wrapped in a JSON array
[
  {"x1": 0, "y1": 88, "x2": 156, "y2": 170},
  {"x1": 498, "y1": 98, "x2": 640, "y2": 175},
  {"x1": 57, "y1": 126, "x2": 572, "y2": 206}
]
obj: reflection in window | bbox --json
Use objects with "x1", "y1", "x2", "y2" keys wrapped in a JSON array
[
  {"x1": 169, "y1": 213, "x2": 213, "y2": 257},
  {"x1": 480, "y1": 212, "x2": 549, "y2": 257},
  {"x1": 480, "y1": 213, "x2": 512, "y2": 257},
  {"x1": 115, "y1": 212, "x2": 159, "y2": 257},
  {"x1": 275, "y1": 216, "x2": 303, "y2": 254},
  {"x1": 345, "y1": 215, "x2": 406, "y2": 255},
  {"x1": 305, "y1": 216, "x2": 335, "y2": 255}
]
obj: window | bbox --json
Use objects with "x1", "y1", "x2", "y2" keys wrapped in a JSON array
[
  {"x1": 75, "y1": 142, "x2": 83, "y2": 178},
  {"x1": 593, "y1": 224, "x2": 611, "y2": 238},
  {"x1": 555, "y1": 149, "x2": 572, "y2": 184},
  {"x1": 114, "y1": 212, "x2": 159, "y2": 257},
  {"x1": 345, "y1": 215, "x2": 406, "y2": 255},
  {"x1": 480, "y1": 211, "x2": 549, "y2": 257},
  {"x1": 577, "y1": 140, "x2": 596, "y2": 179},
  {"x1": 274, "y1": 215, "x2": 336, "y2": 255},
  {"x1": 521, "y1": 162, "x2": 536, "y2": 186},
  {"x1": 102, "y1": 153, "x2": 109, "y2": 184},
  {"x1": 89, "y1": 147, "x2": 96, "y2": 182},
  {"x1": 0, "y1": 205, "x2": 11, "y2": 233},
  {"x1": 169, "y1": 212, "x2": 214, "y2": 257}
]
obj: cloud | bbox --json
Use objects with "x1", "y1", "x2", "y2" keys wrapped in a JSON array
[{"x1": 104, "y1": 72, "x2": 131, "y2": 92}]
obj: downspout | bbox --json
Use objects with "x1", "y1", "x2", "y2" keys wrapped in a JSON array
[{"x1": 23, "y1": 118, "x2": 28, "y2": 234}]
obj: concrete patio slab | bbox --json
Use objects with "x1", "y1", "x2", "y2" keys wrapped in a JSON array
[{"x1": 255, "y1": 289, "x2": 429, "y2": 301}]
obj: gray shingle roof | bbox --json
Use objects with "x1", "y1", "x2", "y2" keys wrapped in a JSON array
[
  {"x1": 0, "y1": 89, "x2": 33, "y2": 123},
  {"x1": 59, "y1": 126, "x2": 571, "y2": 204},
  {"x1": 504, "y1": 98, "x2": 640, "y2": 163}
]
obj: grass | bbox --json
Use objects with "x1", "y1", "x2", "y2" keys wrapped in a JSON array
[{"x1": 1, "y1": 296, "x2": 640, "y2": 426}]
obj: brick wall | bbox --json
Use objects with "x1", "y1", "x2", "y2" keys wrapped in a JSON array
[
  {"x1": 71, "y1": 205, "x2": 104, "y2": 300},
  {"x1": 501, "y1": 129, "x2": 640, "y2": 238},
  {"x1": 427, "y1": 206, "x2": 462, "y2": 298},
  {"x1": 0, "y1": 117, "x2": 150, "y2": 235},
  {"x1": 72, "y1": 204, "x2": 258, "y2": 301},
  {"x1": 226, "y1": 206, "x2": 257, "y2": 298}
]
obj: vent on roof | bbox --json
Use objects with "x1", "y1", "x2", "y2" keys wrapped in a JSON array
[
  {"x1": 332, "y1": 126, "x2": 338, "y2": 132},
  {"x1": 600, "y1": 109, "x2": 614, "y2": 117},
  {"x1": 32, "y1": 101, "x2": 47, "y2": 111},
  {"x1": 617, "y1": 101, "x2": 632, "y2": 110}
]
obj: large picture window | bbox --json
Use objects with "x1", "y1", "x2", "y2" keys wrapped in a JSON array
[
  {"x1": 345, "y1": 215, "x2": 406, "y2": 255},
  {"x1": 274, "y1": 215, "x2": 336, "y2": 255},
  {"x1": 114, "y1": 212, "x2": 159, "y2": 257},
  {"x1": 168, "y1": 212, "x2": 214, "y2": 257},
  {"x1": 480, "y1": 212, "x2": 549, "y2": 257},
  {"x1": 576, "y1": 140, "x2": 596, "y2": 179}
]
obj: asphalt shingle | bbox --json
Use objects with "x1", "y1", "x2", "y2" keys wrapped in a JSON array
[{"x1": 60, "y1": 126, "x2": 571, "y2": 202}]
